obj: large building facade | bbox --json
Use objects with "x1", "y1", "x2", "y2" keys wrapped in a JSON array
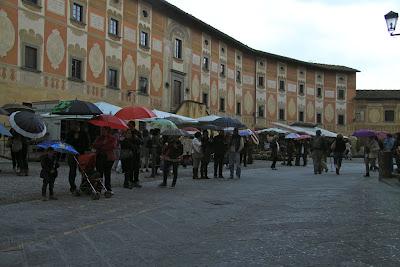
[
  {"x1": 0, "y1": 0, "x2": 358, "y2": 133},
  {"x1": 353, "y1": 90, "x2": 400, "y2": 133}
]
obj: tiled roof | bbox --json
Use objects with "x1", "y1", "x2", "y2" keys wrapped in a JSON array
[
  {"x1": 148, "y1": 0, "x2": 360, "y2": 73},
  {"x1": 355, "y1": 90, "x2": 400, "y2": 100}
]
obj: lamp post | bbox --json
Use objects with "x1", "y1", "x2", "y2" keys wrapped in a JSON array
[{"x1": 385, "y1": 11, "x2": 399, "y2": 36}]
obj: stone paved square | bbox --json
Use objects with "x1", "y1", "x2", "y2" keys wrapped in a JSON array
[{"x1": 1, "y1": 159, "x2": 400, "y2": 266}]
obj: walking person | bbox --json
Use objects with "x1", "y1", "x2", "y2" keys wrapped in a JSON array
[
  {"x1": 331, "y1": 134, "x2": 347, "y2": 175},
  {"x1": 40, "y1": 147, "x2": 59, "y2": 201},
  {"x1": 213, "y1": 130, "x2": 226, "y2": 178},
  {"x1": 93, "y1": 127, "x2": 117, "y2": 193},
  {"x1": 191, "y1": 132, "x2": 202, "y2": 179},
  {"x1": 311, "y1": 130, "x2": 325, "y2": 175},
  {"x1": 7, "y1": 129, "x2": 19, "y2": 173},
  {"x1": 159, "y1": 136, "x2": 183, "y2": 188},
  {"x1": 228, "y1": 128, "x2": 244, "y2": 179},
  {"x1": 270, "y1": 135, "x2": 279, "y2": 170},
  {"x1": 200, "y1": 130, "x2": 212, "y2": 179},
  {"x1": 66, "y1": 125, "x2": 89, "y2": 194}
]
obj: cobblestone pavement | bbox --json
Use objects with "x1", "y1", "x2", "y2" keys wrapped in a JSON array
[{"x1": 1, "y1": 159, "x2": 400, "y2": 266}]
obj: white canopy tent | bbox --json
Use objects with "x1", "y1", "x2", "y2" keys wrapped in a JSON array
[
  {"x1": 272, "y1": 122, "x2": 338, "y2": 138},
  {"x1": 94, "y1": 102, "x2": 121, "y2": 115},
  {"x1": 196, "y1": 115, "x2": 221, "y2": 122},
  {"x1": 255, "y1": 128, "x2": 289, "y2": 134},
  {"x1": 152, "y1": 109, "x2": 198, "y2": 123}
]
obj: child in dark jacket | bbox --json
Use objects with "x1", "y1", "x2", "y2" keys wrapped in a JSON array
[{"x1": 40, "y1": 148, "x2": 59, "y2": 201}]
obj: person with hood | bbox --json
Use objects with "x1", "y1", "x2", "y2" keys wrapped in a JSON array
[
  {"x1": 228, "y1": 128, "x2": 244, "y2": 179},
  {"x1": 331, "y1": 134, "x2": 347, "y2": 175},
  {"x1": 191, "y1": 132, "x2": 202, "y2": 179}
]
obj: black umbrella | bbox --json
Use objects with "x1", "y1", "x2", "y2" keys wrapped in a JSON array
[
  {"x1": 2, "y1": 104, "x2": 34, "y2": 114},
  {"x1": 0, "y1": 107, "x2": 9, "y2": 116},
  {"x1": 51, "y1": 100, "x2": 102, "y2": 115},
  {"x1": 9, "y1": 111, "x2": 46, "y2": 139},
  {"x1": 209, "y1": 117, "x2": 246, "y2": 129}
]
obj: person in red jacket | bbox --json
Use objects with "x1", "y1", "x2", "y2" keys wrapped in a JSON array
[{"x1": 93, "y1": 127, "x2": 117, "y2": 193}]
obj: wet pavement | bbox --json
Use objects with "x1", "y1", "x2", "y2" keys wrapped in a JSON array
[{"x1": 1, "y1": 159, "x2": 400, "y2": 266}]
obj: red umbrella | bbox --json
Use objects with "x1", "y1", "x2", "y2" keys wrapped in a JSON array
[
  {"x1": 88, "y1": 114, "x2": 128, "y2": 130},
  {"x1": 115, "y1": 106, "x2": 156, "y2": 121}
]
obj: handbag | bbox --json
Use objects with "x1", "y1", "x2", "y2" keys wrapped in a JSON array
[{"x1": 120, "y1": 149, "x2": 133, "y2": 160}]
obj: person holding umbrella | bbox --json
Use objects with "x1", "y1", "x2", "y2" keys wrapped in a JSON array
[
  {"x1": 159, "y1": 136, "x2": 183, "y2": 188},
  {"x1": 93, "y1": 127, "x2": 117, "y2": 193},
  {"x1": 228, "y1": 128, "x2": 244, "y2": 179},
  {"x1": 40, "y1": 147, "x2": 60, "y2": 201}
]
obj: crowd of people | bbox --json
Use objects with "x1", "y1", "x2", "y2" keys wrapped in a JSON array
[
  {"x1": 3, "y1": 123, "x2": 400, "y2": 201},
  {"x1": 35, "y1": 122, "x2": 257, "y2": 200}
]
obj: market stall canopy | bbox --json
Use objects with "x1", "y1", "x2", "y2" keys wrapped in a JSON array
[
  {"x1": 196, "y1": 115, "x2": 221, "y2": 122},
  {"x1": 0, "y1": 107, "x2": 10, "y2": 116},
  {"x1": 255, "y1": 128, "x2": 289, "y2": 134},
  {"x1": 152, "y1": 109, "x2": 198, "y2": 123},
  {"x1": 272, "y1": 122, "x2": 337, "y2": 138},
  {"x1": 2, "y1": 104, "x2": 34, "y2": 114},
  {"x1": 95, "y1": 102, "x2": 122, "y2": 116}
]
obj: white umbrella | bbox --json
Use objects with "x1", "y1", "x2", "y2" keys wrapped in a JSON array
[{"x1": 94, "y1": 102, "x2": 121, "y2": 115}]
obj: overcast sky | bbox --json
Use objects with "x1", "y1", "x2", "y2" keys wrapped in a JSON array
[{"x1": 167, "y1": 0, "x2": 400, "y2": 89}]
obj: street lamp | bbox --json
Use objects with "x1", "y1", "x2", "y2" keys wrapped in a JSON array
[{"x1": 385, "y1": 11, "x2": 399, "y2": 36}]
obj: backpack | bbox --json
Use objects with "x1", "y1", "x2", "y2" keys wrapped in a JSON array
[{"x1": 12, "y1": 138, "x2": 23, "y2": 152}]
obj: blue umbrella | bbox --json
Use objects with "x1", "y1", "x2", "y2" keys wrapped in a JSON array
[
  {"x1": 37, "y1": 140, "x2": 79, "y2": 155},
  {"x1": 0, "y1": 124, "x2": 12, "y2": 137}
]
